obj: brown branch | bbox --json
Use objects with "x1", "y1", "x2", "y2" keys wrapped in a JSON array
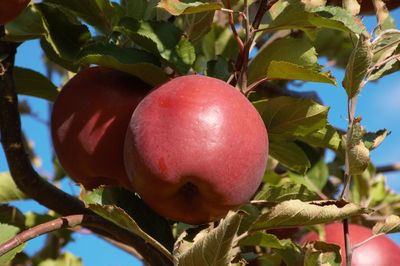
[
  {"x1": 232, "y1": 0, "x2": 278, "y2": 87},
  {"x1": 343, "y1": 219, "x2": 352, "y2": 266},
  {"x1": 376, "y1": 162, "x2": 400, "y2": 173},
  {"x1": 0, "y1": 26, "x2": 172, "y2": 265},
  {"x1": 226, "y1": 0, "x2": 244, "y2": 54},
  {"x1": 0, "y1": 215, "x2": 86, "y2": 256}
]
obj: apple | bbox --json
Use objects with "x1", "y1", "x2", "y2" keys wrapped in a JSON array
[
  {"x1": 300, "y1": 223, "x2": 400, "y2": 265},
  {"x1": 124, "y1": 75, "x2": 269, "y2": 224},
  {"x1": 327, "y1": 0, "x2": 400, "y2": 14},
  {"x1": 51, "y1": 66, "x2": 150, "y2": 190},
  {"x1": 0, "y1": 0, "x2": 30, "y2": 25}
]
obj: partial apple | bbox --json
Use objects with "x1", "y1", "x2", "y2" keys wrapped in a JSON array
[
  {"x1": 0, "y1": 0, "x2": 30, "y2": 25},
  {"x1": 328, "y1": 0, "x2": 400, "y2": 14},
  {"x1": 300, "y1": 223, "x2": 400, "y2": 266},
  {"x1": 124, "y1": 75, "x2": 269, "y2": 224},
  {"x1": 51, "y1": 67, "x2": 150, "y2": 190}
]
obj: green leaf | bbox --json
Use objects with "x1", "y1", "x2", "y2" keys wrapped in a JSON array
[
  {"x1": 346, "y1": 123, "x2": 370, "y2": 175},
  {"x1": 303, "y1": 241, "x2": 342, "y2": 266},
  {"x1": 254, "y1": 97, "x2": 329, "y2": 137},
  {"x1": 206, "y1": 56, "x2": 230, "y2": 81},
  {"x1": 158, "y1": 0, "x2": 222, "y2": 16},
  {"x1": 269, "y1": 141, "x2": 311, "y2": 174},
  {"x1": 267, "y1": 61, "x2": 336, "y2": 85},
  {"x1": 115, "y1": 17, "x2": 195, "y2": 74},
  {"x1": 250, "y1": 199, "x2": 370, "y2": 231},
  {"x1": 177, "y1": 212, "x2": 242, "y2": 266},
  {"x1": 0, "y1": 224, "x2": 26, "y2": 265},
  {"x1": 239, "y1": 232, "x2": 304, "y2": 266},
  {"x1": 181, "y1": 11, "x2": 215, "y2": 43},
  {"x1": 4, "y1": 4, "x2": 45, "y2": 42},
  {"x1": 121, "y1": 0, "x2": 147, "y2": 20},
  {"x1": 0, "y1": 172, "x2": 27, "y2": 202},
  {"x1": 37, "y1": 3, "x2": 91, "y2": 63},
  {"x1": 373, "y1": 215, "x2": 400, "y2": 234},
  {"x1": 258, "y1": 1, "x2": 365, "y2": 37},
  {"x1": 0, "y1": 205, "x2": 25, "y2": 229},
  {"x1": 38, "y1": 252, "x2": 82, "y2": 266},
  {"x1": 363, "y1": 129, "x2": 389, "y2": 150},
  {"x1": 14, "y1": 67, "x2": 59, "y2": 102},
  {"x1": 255, "y1": 182, "x2": 320, "y2": 202},
  {"x1": 296, "y1": 125, "x2": 342, "y2": 151},
  {"x1": 342, "y1": 34, "x2": 373, "y2": 98},
  {"x1": 44, "y1": 0, "x2": 116, "y2": 33},
  {"x1": 80, "y1": 188, "x2": 173, "y2": 260},
  {"x1": 248, "y1": 35, "x2": 336, "y2": 85},
  {"x1": 77, "y1": 43, "x2": 169, "y2": 86}
]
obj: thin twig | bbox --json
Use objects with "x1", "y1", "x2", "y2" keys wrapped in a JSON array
[
  {"x1": 376, "y1": 162, "x2": 400, "y2": 173},
  {"x1": 343, "y1": 219, "x2": 352, "y2": 266},
  {"x1": 352, "y1": 233, "x2": 384, "y2": 251},
  {"x1": 225, "y1": 0, "x2": 244, "y2": 54},
  {"x1": 0, "y1": 215, "x2": 87, "y2": 256}
]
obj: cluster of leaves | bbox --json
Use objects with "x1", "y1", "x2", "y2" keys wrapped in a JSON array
[{"x1": 2, "y1": 0, "x2": 400, "y2": 265}]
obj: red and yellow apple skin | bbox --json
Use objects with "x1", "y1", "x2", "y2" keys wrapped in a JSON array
[
  {"x1": 51, "y1": 67, "x2": 150, "y2": 190},
  {"x1": 0, "y1": 0, "x2": 30, "y2": 25},
  {"x1": 124, "y1": 75, "x2": 269, "y2": 224},
  {"x1": 328, "y1": 0, "x2": 400, "y2": 14},
  {"x1": 301, "y1": 223, "x2": 400, "y2": 266}
]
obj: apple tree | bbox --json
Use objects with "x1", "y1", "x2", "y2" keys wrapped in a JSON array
[{"x1": 1, "y1": 0, "x2": 400, "y2": 265}]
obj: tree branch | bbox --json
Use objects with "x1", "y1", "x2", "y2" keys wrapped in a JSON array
[
  {"x1": 0, "y1": 26, "x2": 172, "y2": 265},
  {"x1": 376, "y1": 162, "x2": 400, "y2": 173}
]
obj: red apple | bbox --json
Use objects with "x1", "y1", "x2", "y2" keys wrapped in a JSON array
[
  {"x1": 51, "y1": 66, "x2": 150, "y2": 190},
  {"x1": 0, "y1": 0, "x2": 30, "y2": 25},
  {"x1": 300, "y1": 223, "x2": 400, "y2": 266},
  {"x1": 327, "y1": 0, "x2": 400, "y2": 14},
  {"x1": 124, "y1": 75, "x2": 269, "y2": 224}
]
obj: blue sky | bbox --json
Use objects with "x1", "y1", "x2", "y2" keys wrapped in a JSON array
[{"x1": 1, "y1": 7, "x2": 400, "y2": 266}]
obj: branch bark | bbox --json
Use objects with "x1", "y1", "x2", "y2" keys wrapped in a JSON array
[{"x1": 0, "y1": 26, "x2": 172, "y2": 265}]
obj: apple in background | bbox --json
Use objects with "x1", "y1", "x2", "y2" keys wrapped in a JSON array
[
  {"x1": 124, "y1": 75, "x2": 269, "y2": 224},
  {"x1": 300, "y1": 223, "x2": 400, "y2": 266},
  {"x1": 0, "y1": 0, "x2": 30, "y2": 25},
  {"x1": 327, "y1": 0, "x2": 400, "y2": 14},
  {"x1": 51, "y1": 66, "x2": 150, "y2": 190}
]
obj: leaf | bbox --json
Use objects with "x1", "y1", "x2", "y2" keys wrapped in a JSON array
[
  {"x1": 297, "y1": 125, "x2": 342, "y2": 151},
  {"x1": 14, "y1": 67, "x2": 59, "y2": 101},
  {"x1": 37, "y1": 3, "x2": 91, "y2": 63},
  {"x1": 80, "y1": 188, "x2": 173, "y2": 260},
  {"x1": 238, "y1": 232, "x2": 304, "y2": 266},
  {"x1": 177, "y1": 212, "x2": 242, "y2": 266},
  {"x1": 0, "y1": 205, "x2": 26, "y2": 229},
  {"x1": 38, "y1": 252, "x2": 82, "y2": 266},
  {"x1": 182, "y1": 11, "x2": 215, "y2": 43},
  {"x1": 255, "y1": 183, "x2": 320, "y2": 202},
  {"x1": 363, "y1": 129, "x2": 389, "y2": 150},
  {"x1": 0, "y1": 172, "x2": 27, "y2": 202},
  {"x1": 115, "y1": 17, "x2": 195, "y2": 74},
  {"x1": 44, "y1": 0, "x2": 116, "y2": 33},
  {"x1": 373, "y1": 215, "x2": 400, "y2": 234},
  {"x1": 206, "y1": 56, "x2": 230, "y2": 81},
  {"x1": 346, "y1": 123, "x2": 370, "y2": 175},
  {"x1": 254, "y1": 97, "x2": 329, "y2": 137},
  {"x1": 267, "y1": 61, "x2": 336, "y2": 85},
  {"x1": 258, "y1": 1, "x2": 365, "y2": 37},
  {"x1": 250, "y1": 199, "x2": 370, "y2": 231},
  {"x1": 158, "y1": 0, "x2": 222, "y2": 16},
  {"x1": 342, "y1": 34, "x2": 373, "y2": 98},
  {"x1": 0, "y1": 224, "x2": 26, "y2": 265},
  {"x1": 248, "y1": 37, "x2": 319, "y2": 84},
  {"x1": 4, "y1": 4, "x2": 45, "y2": 42},
  {"x1": 121, "y1": 0, "x2": 147, "y2": 20},
  {"x1": 77, "y1": 43, "x2": 169, "y2": 86},
  {"x1": 303, "y1": 241, "x2": 342, "y2": 266},
  {"x1": 248, "y1": 36, "x2": 335, "y2": 85},
  {"x1": 270, "y1": 141, "x2": 311, "y2": 174}
]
